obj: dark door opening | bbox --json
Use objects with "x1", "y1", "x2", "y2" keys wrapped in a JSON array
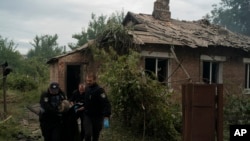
[{"x1": 66, "y1": 65, "x2": 81, "y2": 99}]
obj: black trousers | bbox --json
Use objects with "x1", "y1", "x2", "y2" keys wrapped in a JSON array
[
  {"x1": 62, "y1": 108, "x2": 81, "y2": 141},
  {"x1": 84, "y1": 115, "x2": 103, "y2": 141},
  {"x1": 40, "y1": 122, "x2": 62, "y2": 141},
  {"x1": 76, "y1": 111, "x2": 85, "y2": 141}
]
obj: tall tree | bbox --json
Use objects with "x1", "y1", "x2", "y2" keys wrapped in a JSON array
[
  {"x1": 0, "y1": 35, "x2": 22, "y2": 71},
  {"x1": 21, "y1": 57, "x2": 49, "y2": 82},
  {"x1": 69, "y1": 10, "x2": 125, "y2": 50},
  {"x1": 68, "y1": 13, "x2": 107, "y2": 50},
  {"x1": 27, "y1": 34, "x2": 63, "y2": 61},
  {"x1": 207, "y1": 0, "x2": 250, "y2": 36},
  {"x1": 107, "y1": 10, "x2": 125, "y2": 25}
]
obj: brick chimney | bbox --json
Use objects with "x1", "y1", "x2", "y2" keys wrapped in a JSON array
[{"x1": 152, "y1": 0, "x2": 171, "y2": 22}]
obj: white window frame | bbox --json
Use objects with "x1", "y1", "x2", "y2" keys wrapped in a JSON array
[
  {"x1": 200, "y1": 55, "x2": 225, "y2": 84},
  {"x1": 243, "y1": 58, "x2": 250, "y2": 94},
  {"x1": 142, "y1": 51, "x2": 172, "y2": 85}
]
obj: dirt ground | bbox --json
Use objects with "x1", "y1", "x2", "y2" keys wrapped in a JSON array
[
  {"x1": 16, "y1": 104, "x2": 43, "y2": 141},
  {"x1": 8, "y1": 103, "x2": 111, "y2": 141}
]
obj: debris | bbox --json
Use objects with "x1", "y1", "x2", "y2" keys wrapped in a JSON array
[{"x1": 0, "y1": 115, "x2": 12, "y2": 124}]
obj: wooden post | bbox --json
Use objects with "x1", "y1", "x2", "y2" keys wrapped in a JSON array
[
  {"x1": 1, "y1": 61, "x2": 11, "y2": 117},
  {"x1": 3, "y1": 75, "x2": 7, "y2": 116}
]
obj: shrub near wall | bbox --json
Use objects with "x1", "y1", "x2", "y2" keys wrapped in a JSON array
[
  {"x1": 223, "y1": 94, "x2": 250, "y2": 140},
  {"x1": 94, "y1": 48, "x2": 181, "y2": 141}
]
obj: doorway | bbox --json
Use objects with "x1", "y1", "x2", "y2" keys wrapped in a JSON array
[{"x1": 66, "y1": 65, "x2": 81, "y2": 99}]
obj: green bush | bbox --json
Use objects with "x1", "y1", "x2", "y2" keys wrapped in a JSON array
[
  {"x1": 7, "y1": 74, "x2": 38, "y2": 92},
  {"x1": 224, "y1": 94, "x2": 250, "y2": 124},
  {"x1": 223, "y1": 94, "x2": 250, "y2": 140},
  {"x1": 0, "y1": 117, "x2": 20, "y2": 139},
  {"x1": 94, "y1": 48, "x2": 181, "y2": 141}
]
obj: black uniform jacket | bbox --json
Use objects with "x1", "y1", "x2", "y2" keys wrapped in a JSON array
[
  {"x1": 70, "y1": 89, "x2": 85, "y2": 104},
  {"x1": 84, "y1": 83, "x2": 111, "y2": 117},
  {"x1": 39, "y1": 89, "x2": 66, "y2": 124}
]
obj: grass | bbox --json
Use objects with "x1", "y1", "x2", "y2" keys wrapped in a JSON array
[
  {"x1": 0, "y1": 85, "x2": 180, "y2": 141},
  {"x1": 2, "y1": 84, "x2": 250, "y2": 141},
  {"x1": 0, "y1": 88, "x2": 42, "y2": 141},
  {"x1": 0, "y1": 87, "x2": 144, "y2": 141}
]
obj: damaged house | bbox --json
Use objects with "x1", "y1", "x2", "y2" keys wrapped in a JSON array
[{"x1": 47, "y1": 0, "x2": 250, "y2": 97}]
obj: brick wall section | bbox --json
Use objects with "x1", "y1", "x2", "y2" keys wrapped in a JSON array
[
  {"x1": 142, "y1": 45, "x2": 250, "y2": 95},
  {"x1": 170, "y1": 47, "x2": 201, "y2": 92},
  {"x1": 49, "y1": 51, "x2": 95, "y2": 93},
  {"x1": 49, "y1": 45, "x2": 250, "y2": 97},
  {"x1": 171, "y1": 46, "x2": 249, "y2": 95},
  {"x1": 220, "y1": 48, "x2": 246, "y2": 94}
]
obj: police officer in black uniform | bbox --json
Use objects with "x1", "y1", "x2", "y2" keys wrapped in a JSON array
[
  {"x1": 84, "y1": 73, "x2": 111, "y2": 141},
  {"x1": 70, "y1": 83, "x2": 86, "y2": 141},
  {"x1": 39, "y1": 82, "x2": 66, "y2": 141}
]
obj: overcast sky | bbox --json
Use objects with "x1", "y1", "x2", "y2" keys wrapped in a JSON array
[{"x1": 0, "y1": 0, "x2": 220, "y2": 55}]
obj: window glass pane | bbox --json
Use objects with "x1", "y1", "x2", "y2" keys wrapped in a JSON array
[
  {"x1": 245, "y1": 64, "x2": 250, "y2": 88},
  {"x1": 157, "y1": 59, "x2": 167, "y2": 82},
  {"x1": 145, "y1": 58, "x2": 156, "y2": 79},
  {"x1": 145, "y1": 58, "x2": 168, "y2": 83},
  {"x1": 203, "y1": 61, "x2": 210, "y2": 83},
  {"x1": 248, "y1": 64, "x2": 250, "y2": 88},
  {"x1": 212, "y1": 62, "x2": 219, "y2": 83}
]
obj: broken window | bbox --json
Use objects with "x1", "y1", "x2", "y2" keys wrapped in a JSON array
[
  {"x1": 145, "y1": 58, "x2": 168, "y2": 83},
  {"x1": 200, "y1": 55, "x2": 225, "y2": 84},
  {"x1": 245, "y1": 64, "x2": 250, "y2": 89},
  {"x1": 202, "y1": 61, "x2": 220, "y2": 84}
]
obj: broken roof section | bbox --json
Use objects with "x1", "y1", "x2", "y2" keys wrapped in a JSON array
[
  {"x1": 123, "y1": 12, "x2": 250, "y2": 51},
  {"x1": 47, "y1": 40, "x2": 94, "y2": 64}
]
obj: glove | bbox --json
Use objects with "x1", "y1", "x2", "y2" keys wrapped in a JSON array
[
  {"x1": 104, "y1": 118, "x2": 109, "y2": 128},
  {"x1": 74, "y1": 105, "x2": 79, "y2": 113}
]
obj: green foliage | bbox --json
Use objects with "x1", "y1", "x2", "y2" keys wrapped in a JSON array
[
  {"x1": 0, "y1": 84, "x2": 44, "y2": 140},
  {"x1": 8, "y1": 74, "x2": 38, "y2": 92},
  {"x1": 96, "y1": 22, "x2": 136, "y2": 54},
  {"x1": 87, "y1": 13, "x2": 107, "y2": 40},
  {"x1": 20, "y1": 57, "x2": 49, "y2": 82},
  {"x1": 68, "y1": 30, "x2": 88, "y2": 50},
  {"x1": 0, "y1": 36, "x2": 23, "y2": 72},
  {"x1": 223, "y1": 94, "x2": 250, "y2": 140},
  {"x1": 0, "y1": 117, "x2": 20, "y2": 139},
  {"x1": 92, "y1": 47, "x2": 180, "y2": 140},
  {"x1": 27, "y1": 34, "x2": 63, "y2": 62},
  {"x1": 0, "y1": 35, "x2": 50, "y2": 84},
  {"x1": 89, "y1": 17, "x2": 180, "y2": 140},
  {"x1": 69, "y1": 13, "x2": 107, "y2": 50},
  {"x1": 69, "y1": 10, "x2": 125, "y2": 50},
  {"x1": 207, "y1": 0, "x2": 250, "y2": 36},
  {"x1": 224, "y1": 94, "x2": 250, "y2": 124},
  {"x1": 107, "y1": 10, "x2": 125, "y2": 25}
]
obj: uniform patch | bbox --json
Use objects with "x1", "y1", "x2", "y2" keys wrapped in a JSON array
[
  {"x1": 101, "y1": 93, "x2": 106, "y2": 98},
  {"x1": 44, "y1": 97, "x2": 48, "y2": 102}
]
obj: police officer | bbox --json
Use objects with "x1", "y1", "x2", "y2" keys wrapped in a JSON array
[
  {"x1": 70, "y1": 83, "x2": 86, "y2": 141},
  {"x1": 84, "y1": 73, "x2": 111, "y2": 141},
  {"x1": 39, "y1": 82, "x2": 66, "y2": 141}
]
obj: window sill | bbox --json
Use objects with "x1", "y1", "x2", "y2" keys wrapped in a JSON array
[{"x1": 243, "y1": 89, "x2": 250, "y2": 94}]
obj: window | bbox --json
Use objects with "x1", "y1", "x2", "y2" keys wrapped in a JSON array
[
  {"x1": 201, "y1": 55, "x2": 225, "y2": 84},
  {"x1": 245, "y1": 64, "x2": 250, "y2": 89},
  {"x1": 145, "y1": 58, "x2": 168, "y2": 83},
  {"x1": 243, "y1": 58, "x2": 250, "y2": 94},
  {"x1": 202, "y1": 61, "x2": 220, "y2": 84},
  {"x1": 242, "y1": 58, "x2": 250, "y2": 92},
  {"x1": 142, "y1": 51, "x2": 172, "y2": 84}
]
